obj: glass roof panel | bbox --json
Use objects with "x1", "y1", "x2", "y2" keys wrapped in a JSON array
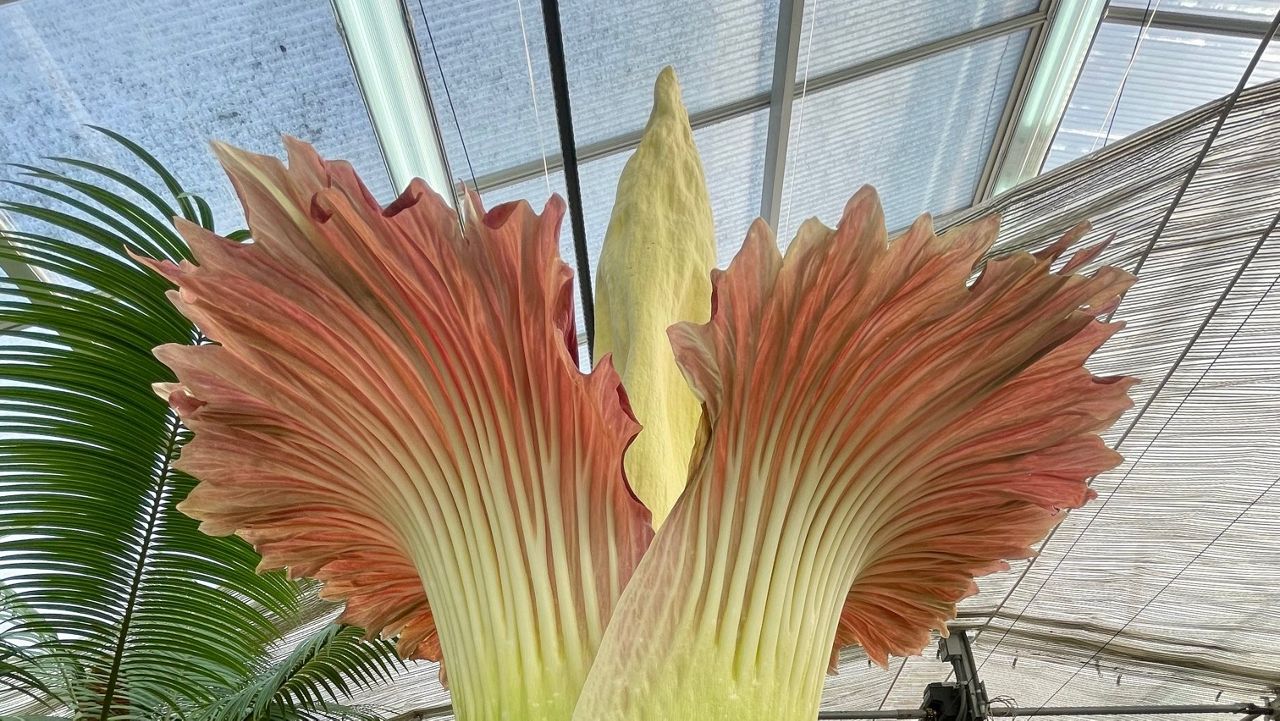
[
  {"x1": 347, "y1": 79, "x2": 1280, "y2": 714},
  {"x1": 779, "y1": 30, "x2": 1029, "y2": 239},
  {"x1": 0, "y1": 0, "x2": 390, "y2": 233},
  {"x1": 412, "y1": 0, "x2": 777, "y2": 185},
  {"x1": 799, "y1": 0, "x2": 1038, "y2": 80},
  {"x1": 1110, "y1": 0, "x2": 1280, "y2": 20},
  {"x1": 410, "y1": 0, "x2": 556, "y2": 185},
  {"x1": 1044, "y1": 19, "x2": 1280, "y2": 170},
  {"x1": 558, "y1": 0, "x2": 777, "y2": 148}
]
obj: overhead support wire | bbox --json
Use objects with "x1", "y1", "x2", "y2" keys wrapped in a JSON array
[
  {"x1": 1116, "y1": 8, "x2": 1280, "y2": 283},
  {"x1": 969, "y1": 4, "x2": 1280, "y2": 674},
  {"x1": 539, "y1": 0, "x2": 595, "y2": 356},
  {"x1": 1017, "y1": 210, "x2": 1280, "y2": 712},
  {"x1": 979, "y1": 0, "x2": 1108, "y2": 199},
  {"x1": 759, "y1": 0, "x2": 806, "y2": 228},
  {"x1": 970, "y1": 0, "x2": 1053, "y2": 205},
  {"x1": 1030, "y1": 472, "x2": 1280, "y2": 713}
]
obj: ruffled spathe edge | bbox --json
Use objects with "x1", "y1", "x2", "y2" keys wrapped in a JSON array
[{"x1": 138, "y1": 139, "x2": 653, "y2": 678}]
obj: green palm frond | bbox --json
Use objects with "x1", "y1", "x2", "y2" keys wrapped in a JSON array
[
  {"x1": 0, "y1": 129, "x2": 303, "y2": 719},
  {"x1": 0, "y1": 583, "x2": 64, "y2": 711},
  {"x1": 197, "y1": 625, "x2": 406, "y2": 721},
  {"x1": 0, "y1": 638, "x2": 51, "y2": 706}
]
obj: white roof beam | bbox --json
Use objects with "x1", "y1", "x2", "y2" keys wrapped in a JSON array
[{"x1": 330, "y1": 0, "x2": 455, "y2": 203}]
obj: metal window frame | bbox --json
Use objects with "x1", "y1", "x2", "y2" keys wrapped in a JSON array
[
  {"x1": 759, "y1": 0, "x2": 806, "y2": 228},
  {"x1": 459, "y1": 9, "x2": 1050, "y2": 195},
  {"x1": 979, "y1": 0, "x2": 1110, "y2": 200},
  {"x1": 1106, "y1": 4, "x2": 1275, "y2": 38},
  {"x1": 353, "y1": 0, "x2": 1274, "y2": 228},
  {"x1": 330, "y1": 0, "x2": 455, "y2": 203},
  {"x1": 981, "y1": 0, "x2": 1280, "y2": 199}
]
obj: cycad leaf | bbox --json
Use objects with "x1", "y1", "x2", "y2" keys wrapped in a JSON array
[
  {"x1": 197, "y1": 625, "x2": 403, "y2": 721},
  {"x1": 0, "y1": 132, "x2": 300, "y2": 719}
]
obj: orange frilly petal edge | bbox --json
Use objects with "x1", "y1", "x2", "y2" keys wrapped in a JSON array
[
  {"x1": 137, "y1": 138, "x2": 653, "y2": 679},
  {"x1": 667, "y1": 186, "x2": 1138, "y2": 669}
]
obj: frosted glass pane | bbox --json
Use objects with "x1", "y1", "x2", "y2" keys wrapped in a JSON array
[
  {"x1": 1110, "y1": 0, "x2": 1280, "y2": 20},
  {"x1": 558, "y1": 0, "x2": 777, "y2": 149},
  {"x1": 482, "y1": 109, "x2": 768, "y2": 342},
  {"x1": 780, "y1": 31, "x2": 1028, "y2": 239},
  {"x1": 1045, "y1": 20, "x2": 1280, "y2": 170},
  {"x1": 411, "y1": 0, "x2": 776, "y2": 183},
  {"x1": 0, "y1": 0, "x2": 390, "y2": 234},
  {"x1": 799, "y1": 0, "x2": 1038, "y2": 80},
  {"x1": 410, "y1": 0, "x2": 558, "y2": 186}
]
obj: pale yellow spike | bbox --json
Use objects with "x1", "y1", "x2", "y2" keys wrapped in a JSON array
[{"x1": 593, "y1": 66, "x2": 716, "y2": 526}]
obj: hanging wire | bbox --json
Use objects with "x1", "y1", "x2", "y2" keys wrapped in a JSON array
[
  {"x1": 415, "y1": 0, "x2": 478, "y2": 192},
  {"x1": 780, "y1": 0, "x2": 819, "y2": 236},
  {"x1": 990, "y1": 695, "x2": 1020, "y2": 721},
  {"x1": 1089, "y1": 0, "x2": 1163, "y2": 154},
  {"x1": 978, "y1": 202, "x2": 1280, "y2": 674},
  {"x1": 514, "y1": 0, "x2": 554, "y2": 198},
  {"x1": 877, "y1": 658, "x2": 909, "y2": 711},
  {"x1": 980, "y1": 34, "x2": 1016, "y2": 135}
]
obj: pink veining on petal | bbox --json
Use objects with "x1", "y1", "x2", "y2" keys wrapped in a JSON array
[{"x1": 139, "y1": 137, "x2": 652, "y2": 700}]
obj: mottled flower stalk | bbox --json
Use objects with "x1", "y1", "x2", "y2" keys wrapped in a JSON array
[{"x1": 593, "y1": 67, "x2": 716, "y2": 526}]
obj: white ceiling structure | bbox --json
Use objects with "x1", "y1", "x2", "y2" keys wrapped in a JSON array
[{"x1": 2, "y1": 0, "x2": 1279, "y2": 718}]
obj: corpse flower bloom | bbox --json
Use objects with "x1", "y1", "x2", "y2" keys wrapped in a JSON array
[{"x1": 144, "y1": 69, "x2": 1134, "y2": 721}]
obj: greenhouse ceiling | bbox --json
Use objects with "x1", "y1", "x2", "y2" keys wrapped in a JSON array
[{"x1": 1, "y1": 0, "x2": 1279, "y2": 719}]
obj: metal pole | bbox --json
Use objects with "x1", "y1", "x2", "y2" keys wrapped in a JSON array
[
  {"x1": 820, "y1": 710, "x2": 929, "y2": 719},
  {"x1": 539, "y1": 0, "x2": 595, "y2": 357},
  {"x1": 996, "y1": 703, "x2": 1271, "y2": 717},
  {"x1": 389, "y1": 701, "x2": 1273, "y2": 720},
  {"x1": 759, "y1": 0, "x2": 805, "y2": 228},
  {"x1": 817, "y1": 702, "x2": 1271, "y2": 719}
]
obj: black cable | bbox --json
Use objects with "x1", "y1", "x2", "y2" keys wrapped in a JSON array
[
  {"x1": 877, "y1": 658, "x2": 909, "y2": 711},
  {"x1": 415, "y1": 0, "x2": 478, "y2": 191},
  {"x1": 1119, "y1": 7, "x2": 1280, "y2": 284},
  {"x1": 980, "y1": 200, "x2": 1280, "y2": 674},
  {"x1": 1024, "y1": 215, "x2": 1280, "y2": 711},
  {"x1": 539, "y1": 0, "x2": 595, "y2": 357}
]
